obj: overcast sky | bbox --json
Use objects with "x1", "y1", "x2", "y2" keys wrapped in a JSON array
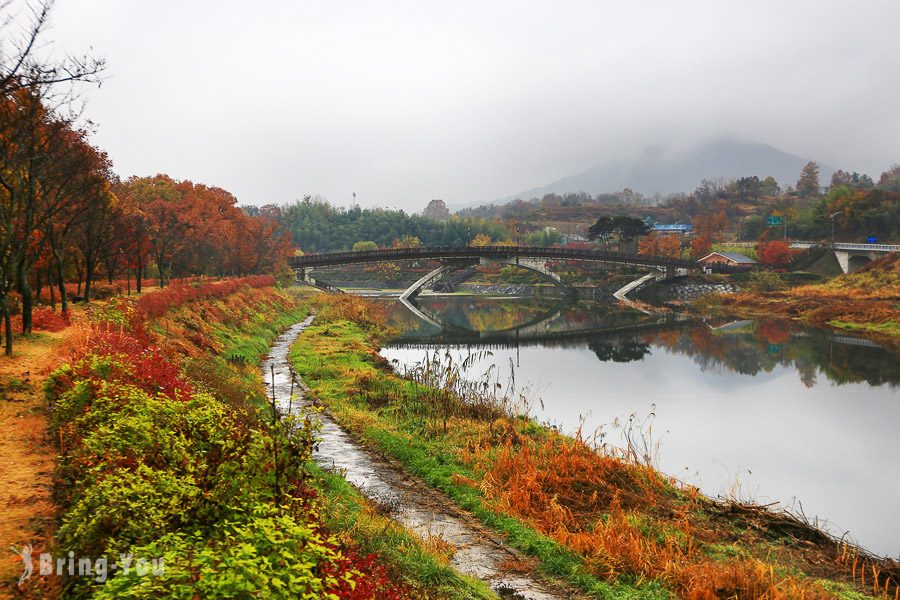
[{"x1": 42, "y1": 0, "x2": 900, "y2": 210}]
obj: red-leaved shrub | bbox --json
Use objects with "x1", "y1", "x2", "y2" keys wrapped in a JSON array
[
  {"x1": 72, "y1": 327, "x2": 193, "y2": 400},
  {"x1": 134, "y1": 275, "x2": 276, "y2": 321}
]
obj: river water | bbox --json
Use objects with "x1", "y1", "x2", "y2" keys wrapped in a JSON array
[{"x1": 378, "y1": 295, "x2": 900, "y2": 558}]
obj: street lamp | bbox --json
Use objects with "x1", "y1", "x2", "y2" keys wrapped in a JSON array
[{"x1": 829, "y1": 211, "x2": 841, "y2": 248}]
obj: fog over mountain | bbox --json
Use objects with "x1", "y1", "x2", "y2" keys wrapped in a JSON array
[{"x1": 499, "y1": 138, "x2": 833, "y2": 202}]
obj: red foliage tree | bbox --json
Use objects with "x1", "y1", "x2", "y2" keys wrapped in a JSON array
[
  {"x1": 757, "y1": 240, "x2": 793, "y2": 268},
  {"x1": 690, "y1": 234, "x2": 713, "y2": 259}
]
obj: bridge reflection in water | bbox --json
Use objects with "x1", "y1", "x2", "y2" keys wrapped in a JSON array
[
  {"x1": 396, "y1": 295, "x2": 691, "y2": 349},
  {"x1": 383, "y1": 296, "x2": 896, "y2": 387}
]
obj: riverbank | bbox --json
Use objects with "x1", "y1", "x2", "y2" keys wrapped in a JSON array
[
  {"x1": 694, "y1": 255, "x2": 899, "y2": 347},
  {"x1": 290, "y1": 293, "x2": 899, "y2": 599}
]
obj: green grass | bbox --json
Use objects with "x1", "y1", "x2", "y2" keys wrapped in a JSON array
[
  {"x1": 311, "y1": 463, "x2": 498, "y2": 599},
  {"x1": 828, "y1": 320, "x2": 900, "y2": 336}
]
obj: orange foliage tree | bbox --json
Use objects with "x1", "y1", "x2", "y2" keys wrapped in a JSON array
[
  {"x1": 638, "y1": 233, "x2": 682, "y2": 258},
  {"x1": 690, "y1": 234, "x2": 713, "y2": 258},
  {"x1": 693, "y1": 209, "x2": 728, "y2": 240}
]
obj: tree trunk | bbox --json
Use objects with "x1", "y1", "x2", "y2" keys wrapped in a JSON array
[
  {"x1": 55, "y1": 252, "x2": 68, "y2": 314},
  {"x1": 74, "y1": 255, "x2": 83, "y2": 297},
  {"x1": 136, "y1": 262, "x2": 142, "y2": 294},
  {"x1": 3, "y1": 300, "x2": 11, "y2": 356},
  {"x1": 16, "y1": 259, "x2": 33, "y2": 334},
  {"x1": 84, "y1": 256, "x2": 95, "y2": 302},
  {"x1": 49, "y1": 272, "x2": 56, "y2": 310},
  {"x1": 35, "y1": 270, "x2": 42, "y2": 308}
]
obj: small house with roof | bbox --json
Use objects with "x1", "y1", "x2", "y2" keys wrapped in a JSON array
[{"x1": 698, "y1": 251, "x2": 758, "y2": 268}]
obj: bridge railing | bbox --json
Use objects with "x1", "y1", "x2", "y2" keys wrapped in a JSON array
[
  {"x1": 831, "y1": 243, "x2": 899, "y2": 252},
  {"x1": 790, "y1": 241, "x2": 899, "y2": 252},
  {"x1": 288, "y1": 245, "x2": 698, "y2": 270}
]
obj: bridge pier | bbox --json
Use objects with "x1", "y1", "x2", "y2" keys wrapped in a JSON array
[
  {"x1": 294, "y1": 268, "x2": 344, "y2": 293},
  {"x1": 833, "y1": 250, "x2": 881, "y2": 273},
  {"x1": 399, "y1": 259, "x2": 478, "y2": 300},
  {"x1": 483, "y1": 256, "x2": 579, "y2": 297}
]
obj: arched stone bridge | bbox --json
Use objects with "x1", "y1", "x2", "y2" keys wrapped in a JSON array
[{"x1": 288, "y1": 245, "x2": 698, "y2": 299}]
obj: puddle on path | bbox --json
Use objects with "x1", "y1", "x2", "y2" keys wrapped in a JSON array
[{"x1": 262, "y1": 317, "x2": 579, "y2": 600}]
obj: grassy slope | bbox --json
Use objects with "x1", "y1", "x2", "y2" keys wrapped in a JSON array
[
  {"x1": 144, "y1": 286, "x2": 495, "y2": 599},
  {"x1": 289, "y1": 294, "x2": 894, "y2": 600},
  {"x1": 27, "y1": 283, "x2": 493, "y2": 599},
  {"x1": 698, "y1": 254, "x2": 899, "y2": 342}
]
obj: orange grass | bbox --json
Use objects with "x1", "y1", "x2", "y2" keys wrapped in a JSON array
[{"x1": 464, "y1": 433, "x2": 838, "y2": 599}]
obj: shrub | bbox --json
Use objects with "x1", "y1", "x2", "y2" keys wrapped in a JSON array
[
  {"x1": 134, "y1": 275, "x2": 276, "y2": 321},
  {"x1": 745, "y1": 270, "x2": 786, "y2": 292},
  {"x1": 46, "y1": 283, "x2": 406, "y2": 598}
]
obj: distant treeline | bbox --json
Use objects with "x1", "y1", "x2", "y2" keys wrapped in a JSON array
[
  {"x1": 454, "y1": 164, "x2": 900, "y2": 243},
  {"x1": 249, "y1": 196, "x2": 510, "y2": 252}
]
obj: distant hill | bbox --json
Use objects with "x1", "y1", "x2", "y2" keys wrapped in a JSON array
[{"x1": 501, "y1": 138, "x2": 832, "y2": 201}]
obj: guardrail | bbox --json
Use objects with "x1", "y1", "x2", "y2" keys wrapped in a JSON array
[{"x1": 721, "y1": 241, "x2": 899, "y2": 252}]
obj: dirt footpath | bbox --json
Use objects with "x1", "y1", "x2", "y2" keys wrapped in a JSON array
[{"x1": 0, "y1": 332, "x2": 64, "y2": 598}]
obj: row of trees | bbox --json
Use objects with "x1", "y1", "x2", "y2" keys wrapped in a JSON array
[
  {"x1": 276, "y1": 196, "x2": 509, "y2": 252},
  {"x1": 0, "y1": 3, "x2": 292, "y2": 354},
  {"x1": 0, "y1": 91, "x2": 292, "y2": 354}
]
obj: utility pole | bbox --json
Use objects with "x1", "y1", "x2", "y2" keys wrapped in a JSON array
[{"x1": 829, "y1": 211, "x2": 841, "y2": 248}]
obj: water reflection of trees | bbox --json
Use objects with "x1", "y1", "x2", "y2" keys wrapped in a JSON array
[
  {"x1": 588, "y1": 338, "x2": 652, "y2": 363},
  {"x1": 386, "y1": 297, "x2": 897, "y2": 388},
  {"x1": 638, "y1": 320, "x2": 898, "y2": 387}
]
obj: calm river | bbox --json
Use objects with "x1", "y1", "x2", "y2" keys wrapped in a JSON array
[{"x1": 377, "y1": 295, "x2": 900, "y2": 558}]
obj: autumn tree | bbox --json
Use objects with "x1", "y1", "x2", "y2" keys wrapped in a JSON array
[
  {"x1": 126, "y1": 175, "x2": 190, "y2": 286},
  {"x1": 756, "y1": 239, "x2": 793, "y2": 268},
  {"x1": 830, "y1": 170, "x2": 874, "y2": 190},
  {"x1": 38, "y1": 125, "x2": 112, "y2": 312},
  {"x1": 392, "y1": 235, "x2": 422, "y2": 248},
  {"x1": 693, "y1": 210, "x2": 729, "y2": 242},
  {"x1": 796, "y1": 161, "x2": 820, "y2": 198},
  {"x1": 73, "y1": 187, "x2": 116, "y2": 301},
  {"x1": 109, "y1": 180, "x2": 151, "y2": 293},
  {"x1": 0, "y1": 0, "x2": 105, "y2": 351},
  {"x1": 877, "y1": 165, "x2": 900, "y2": 192},
  {"x1": 352, "y1": 241, "x2": 378, "y2": 251},
  {"x1": 638, "y1": 233, "x2": 682, "y2": 258},
  {"x1": 470, "y1": 233, "x2": 493, "y2": 246},
  {"x1": 0, "y1": 85, "x2": 110, "y2": 342},
  {"x1": 422, "y1": 199, "x2": 450, "y2": 220},
  {"x1": 690, "y1": 235, "x2": 713, "y2": 259}
]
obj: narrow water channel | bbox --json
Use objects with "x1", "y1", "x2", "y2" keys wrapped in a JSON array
[
  {"x1": 262, "y1": 317, "x2": 580, "y2": 599},
  {"x1": 379, "y1": 296, "x2": 900, "y2": 559}
]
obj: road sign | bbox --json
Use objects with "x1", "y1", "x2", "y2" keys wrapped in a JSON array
[{"x1": 767, "y1": 216, "x2": 783, "y2": 226}]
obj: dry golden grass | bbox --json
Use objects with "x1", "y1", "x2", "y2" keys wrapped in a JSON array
[
  {"x1": 462, "y1": 431, "x2": 861, "y2": 599},
  {"x1": 0, "y1": 330, "x2": 67, "y2": 599}
]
